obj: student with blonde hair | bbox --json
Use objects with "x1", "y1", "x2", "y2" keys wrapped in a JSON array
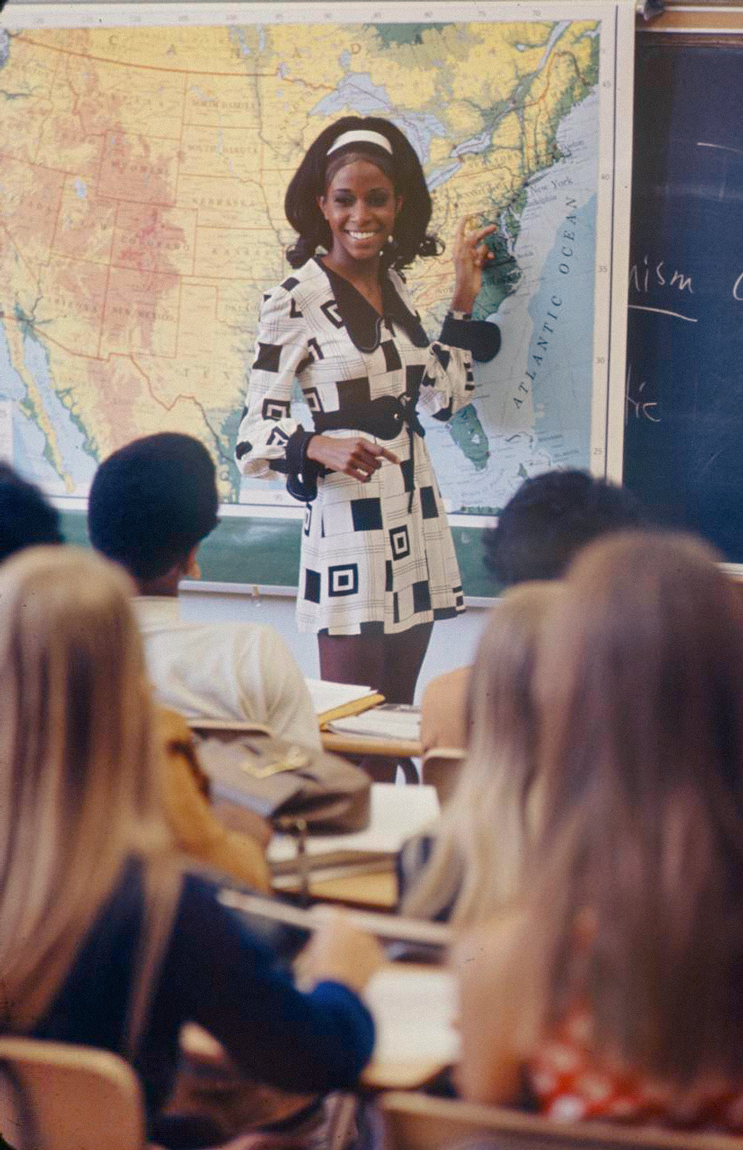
[
  {"x1": 0, "y1": 547, "x2": 380, "y2": 1148},
  {"x1": 456, "y1": 532, "x2": 743, "y2": 1128},
  {"x1": 400, "y1": 581, "x2": 560, "y2": 925}
]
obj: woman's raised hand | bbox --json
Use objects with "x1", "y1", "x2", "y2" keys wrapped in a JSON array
[
  {"x1": 450, "y1": 214, "x2": 497, "y2": 314},
  {"x1": 306, "y1": 434, "x2": 399, "y2": 482}
]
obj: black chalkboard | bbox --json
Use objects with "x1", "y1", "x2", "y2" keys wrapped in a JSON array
[{"x1": 623, "y1": 38, "x2": 743, "y2": 561}]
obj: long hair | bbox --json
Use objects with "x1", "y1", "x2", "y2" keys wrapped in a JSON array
[
  {"x1": 519, "y1": 531, "x2": 743, "y2": 1086},
  {"x1": 284, "y1": 116, "x2": 441, "y2": 271},
  {"x1": 0, "y1": 547, "x2": 175, "y2": 1040},
  {"x1": 403, "y1": 582, "x2": 561, "y2": 925}
]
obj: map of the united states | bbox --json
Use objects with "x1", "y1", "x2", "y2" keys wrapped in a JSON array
[{"x1": 0, "y1": 17, "x2": 599, "y2": 513}]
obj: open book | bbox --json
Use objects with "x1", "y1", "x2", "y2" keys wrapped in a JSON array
[
  {"x1": 267, "y1": 782, "x2": 439, "y2": 876},
  {"x1": 305, "y1": 678, "x2": 385, "y2": 727}
]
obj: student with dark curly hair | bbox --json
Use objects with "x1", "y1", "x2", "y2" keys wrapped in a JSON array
[
  {"x1": 89, "y1": 432, "x2": 320, "y2": 751},
  {"x1": 0, "y1": 462, "x2": 63, "y2": 563},
  {"x1": 483, "y1": 468, "x2": 644, "y2": 588},
  {"x1": 236, "y1": 116, "x2": 501, "y2": 713}
]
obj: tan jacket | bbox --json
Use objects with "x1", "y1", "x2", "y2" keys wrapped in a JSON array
[{"x1": 156, "y1": 706, "x2": 271, "y2": 892}]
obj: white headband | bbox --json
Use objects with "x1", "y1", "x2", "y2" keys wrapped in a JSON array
[{"x1": 327, "y1": 129, "x2": 393, "y2": 157}]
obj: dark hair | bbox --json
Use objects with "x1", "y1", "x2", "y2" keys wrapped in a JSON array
[
  {"x1": 88, "y1": 433, "x2": 219, "y2": 581},
  {"x1": 483, "y1": 469, "x2": 644, "y2": 586},
  {"x1": 0, "y1": 463, "x2": 63, "y2": 563},
  {"x1": 284, "y1": 116, "x2": 441, "y2": 271}
]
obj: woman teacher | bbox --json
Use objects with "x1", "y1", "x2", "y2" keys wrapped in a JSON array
[{"x1": 236, "y1": 115, "x2": 499, "y2": 706}]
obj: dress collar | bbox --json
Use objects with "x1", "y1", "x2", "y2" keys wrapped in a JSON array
[{"x1": 313, "y1": 256, "x2": 429, "y2": 353}]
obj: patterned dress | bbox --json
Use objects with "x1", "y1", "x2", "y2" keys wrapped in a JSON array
[{"x1": 236, "y1": 256, "x2": 492, "y2": 636}]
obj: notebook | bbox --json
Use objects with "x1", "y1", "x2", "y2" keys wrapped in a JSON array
[
  {"x1": 305, "y1": 678, "x2": 385, "y2": 727},
  {"x1": 364, "y1": 967, "x2": 460, "y2": 1072}
]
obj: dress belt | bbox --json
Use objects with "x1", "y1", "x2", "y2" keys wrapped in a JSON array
[
  {"x1": 312, "y1": 394, "x2": 425, "y2": 442},
  {"x1": 313, "y1": 395, "x2": 425, "y2": 511}
]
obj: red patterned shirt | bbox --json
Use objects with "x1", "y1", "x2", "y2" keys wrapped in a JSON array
[{"x1": 529, "y1": 1010, "x2": 743, "y2": 1131}]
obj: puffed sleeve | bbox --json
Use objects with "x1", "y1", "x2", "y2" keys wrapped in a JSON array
[
  {"x1": 235, "y1": 285, "x2": 313, "y2": 481},
  {"x1": 389, "y1": 271, "x2": 500, "y2": 425}
]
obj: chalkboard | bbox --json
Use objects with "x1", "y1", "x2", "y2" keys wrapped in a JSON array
[
  {"x1": 623, "y1": 37, "x2": 743, "y2": 562},
  {"x1": 58, "y1": 510, "x2": 499, "y2": 599}
]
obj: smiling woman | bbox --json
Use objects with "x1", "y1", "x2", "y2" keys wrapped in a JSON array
[{"x1": 235, "y1": 116, "x2": 501, "y2": 725}]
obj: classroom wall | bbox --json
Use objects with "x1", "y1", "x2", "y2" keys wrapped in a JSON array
[{"x1": 179, "y1": 587, "x2": 490, "y2": 699}]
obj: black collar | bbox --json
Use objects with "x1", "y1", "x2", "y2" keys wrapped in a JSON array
[{"x1": 314, "y1": 257, "x2": 429, "y2": 353}]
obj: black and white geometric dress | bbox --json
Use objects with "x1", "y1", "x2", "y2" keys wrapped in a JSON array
[{"x1": 236, "y1": 256, "x2": 487, "y2": 636}]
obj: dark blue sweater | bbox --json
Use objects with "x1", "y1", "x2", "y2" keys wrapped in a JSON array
[{"x1": 29, "y1": 863, "x2": 374, "y2": 1124}]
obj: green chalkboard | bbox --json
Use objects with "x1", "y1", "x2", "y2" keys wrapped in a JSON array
[{"x1": 59, "y1": 511, "x2": 497, "y2": 599}]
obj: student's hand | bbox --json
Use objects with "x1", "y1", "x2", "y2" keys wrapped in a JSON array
[
  {"x1": 306, "y1": 435, "x2": 399, "y2": 483},
  {"x1": 296, "y1": 908, "x2": 384, "y2": 993},
  {"x1": 450, "y1": 214, "x2": 497, "y2": 313}
]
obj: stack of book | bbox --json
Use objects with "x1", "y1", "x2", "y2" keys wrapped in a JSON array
[{"x1": 268, "y1": 782, "x2": 439, "y2": 886}]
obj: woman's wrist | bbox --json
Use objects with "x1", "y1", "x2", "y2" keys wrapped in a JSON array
[
  {"x1": 450, "y1": 291, "x2": 476, "y2": 315},
  {"x1": 305, "y1": 434, "x2": 325, "y2": 464}
]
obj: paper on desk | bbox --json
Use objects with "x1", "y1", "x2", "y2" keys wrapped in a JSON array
[
  {"x1": 267, "y1": 783, "x2": 439, "y2": 866},
  {"x1": 364, "y1": 967, "x2": 460, "y2": 1066},
  {"x1": 305, "y1": 678, "x2": 378, "y2": 715},
  {"x1": 328, "y1": 703, "x2": 421, "y2": 741}
]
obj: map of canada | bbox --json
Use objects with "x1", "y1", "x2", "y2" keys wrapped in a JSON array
[{"x1": 0, "y1": 15, "x2": 602, "y2": 515}]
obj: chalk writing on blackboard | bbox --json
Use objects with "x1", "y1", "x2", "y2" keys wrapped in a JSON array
[
  {"x1": 625, "y1": 365, "x2": 660, "y2": 425},
  {"x1": 629, "y1": 255, "x2": 694, "y2": 296}
]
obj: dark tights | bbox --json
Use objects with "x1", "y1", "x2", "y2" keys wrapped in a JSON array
[
  {"x1": 318, "y1": 624, "x2": 433, "y2": 781},
  {"x1": 318, "y1": 623, "x2": 433, "y2": 704}
]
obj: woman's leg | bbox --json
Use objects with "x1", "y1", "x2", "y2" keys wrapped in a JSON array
[
  {"x1": 317, "y1": 632, "x2": 387, "y2": 692},
  {"x1": 378, "y1": 622, "x2": 433, "y2": 704},
  {"x1": 317, "y1": 623, "x2": 433, "y2": 702}
]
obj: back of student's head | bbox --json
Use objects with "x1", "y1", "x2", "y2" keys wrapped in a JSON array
[
  {"x1": 0, "y1": 463, "x2": 63, "y2": 563},
  {"x1": 403, "y1": 580, "x2": 562, "y2": 926},
  {"x1": 88, "y1": 433, "x2": 219, "y2": 581},
  {"x1": 483, "y1": 469, "x2": 643, "y2": 586},
  {"x1": 524, "y1": 530, "x2": 743, "y2": 1086},
  {"x1": 0, "y1": 546, "x2": 169, "y2": 1030}
]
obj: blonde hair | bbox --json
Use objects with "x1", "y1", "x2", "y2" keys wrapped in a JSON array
[
  {"x1": 519, "y1": 531, "x2": 743, "y2": 1086},
  {"x1": 403, "y1": 581, "x2": 560, "y2": 925},
  {"x1": 0, "y1": 547, "x2": 175, "y2": 1042}
]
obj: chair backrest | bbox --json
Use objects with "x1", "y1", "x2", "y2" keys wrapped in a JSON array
[
  {"x1": 421, "y1": 749, "x2": 466, "y2": 805},
  {"x1": 379, "y1": 1091, "x2": 743, "y2": 1150},
  {"x1": 0, "y1": 1036, "x2": 145, "y2": 1150}
]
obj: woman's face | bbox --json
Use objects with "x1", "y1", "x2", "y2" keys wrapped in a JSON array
[{"x1": 318, "y1": 159, "x2": 402, "y2": 270}]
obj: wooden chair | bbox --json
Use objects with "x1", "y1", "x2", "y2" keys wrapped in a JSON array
[
  {"x1": 378, "y1": 1091, "x2": 743, "y2": 1150},
  {"x1": 421, "y1": 749, "x2": 466, "y2": 805},
  {"x1": 0, "y1": 1036, "x2": 145, "y2": 1150}
]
